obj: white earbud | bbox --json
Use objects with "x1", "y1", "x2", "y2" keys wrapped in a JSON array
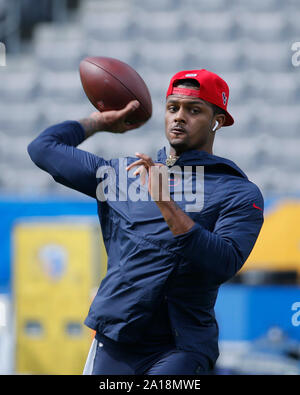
[{"x1": 212, "y1": 121, "x2": 219, "y2": 132}]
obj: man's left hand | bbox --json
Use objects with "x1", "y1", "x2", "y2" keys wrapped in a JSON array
[{"x1": 126, "y1": 153, "x2": 170, "y2": 202}]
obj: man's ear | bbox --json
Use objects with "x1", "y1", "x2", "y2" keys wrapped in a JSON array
[{"x1": 215, "y1": 114, "x2": 226, "y2": 130}]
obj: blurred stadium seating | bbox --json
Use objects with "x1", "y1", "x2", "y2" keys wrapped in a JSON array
[{"x1": 0, "y1": 0, "x2": 299, "y2": 198}]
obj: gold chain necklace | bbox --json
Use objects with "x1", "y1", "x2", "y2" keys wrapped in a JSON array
[{"x1": 165, "y1": 154, "x2": 179, "y2": 167}]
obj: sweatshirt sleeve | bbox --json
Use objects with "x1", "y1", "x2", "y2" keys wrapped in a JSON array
[
  {"x1": 27, "y1": 121, "x2": 106, "y2": 199},
  {"x1": 173, "y1": 180, "x2": 264, "y2": 285}
]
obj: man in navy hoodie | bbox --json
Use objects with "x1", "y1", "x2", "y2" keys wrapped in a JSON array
[{"x1": 27, "y1": 69, "x2": 264, "y2": 375}]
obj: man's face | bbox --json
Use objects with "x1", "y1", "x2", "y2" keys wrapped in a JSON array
[{"x1": 165, "y1": 91, "x2": 215, "y2": 155}]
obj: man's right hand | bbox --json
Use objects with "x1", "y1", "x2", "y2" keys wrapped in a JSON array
[{"x1": 79, "y1": 100, "x2": 144, "y2": 139}]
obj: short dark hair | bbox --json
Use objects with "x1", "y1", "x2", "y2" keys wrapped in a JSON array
[{"x1": 173, "y1": 78, "x2": 226, "y2": 117}]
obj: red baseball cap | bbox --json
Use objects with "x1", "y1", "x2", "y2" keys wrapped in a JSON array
[{"x1": 166, "y1": 69, "x2": 234, "y2": 126}]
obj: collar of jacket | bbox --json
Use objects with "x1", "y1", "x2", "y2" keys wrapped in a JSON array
[{"x1": 157, "y1": 146, "x2": 248, "y2": 179}]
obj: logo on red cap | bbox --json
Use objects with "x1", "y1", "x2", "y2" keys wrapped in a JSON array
[{"x1": 222, "y1": 92, "x2": 227, "y2": 105}]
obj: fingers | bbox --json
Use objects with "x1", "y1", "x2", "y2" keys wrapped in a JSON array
[
  {"x1": 126, "y1": 158, "x2": 144, "y2": 171},
  {"x1": 125, "y1": 154, "x2": 169, "y2": 200},
  {"x1": 120, "y1": 101, "x2": 144, "y2": 132},
  {"x1": 119, "y1": 100, "x2": 140, "y2": 118},
  {"x1": 135, "y1": 152, "x2": 155, "y2": 166},
  {"x1": 126, "y1": 153, "x2": 154, "y2": 171},
  {"x1": 133, "y1": 165, "x2": 147, "y2": 185},
  {"x1": 126, "y1": 154, "x2": 153, "y2": 186},
  {"x1": 132, "y1": 165, "x2": 143, "y2": 176},
  {"x1": 125, "y1": 160, "x2": 147, "y2": 186},
  {"x1": 99, "y1": 100, "x2": 143, "y2": 134}
]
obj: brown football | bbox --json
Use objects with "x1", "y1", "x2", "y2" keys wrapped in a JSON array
[{"x1": 79, "y1": 56, "x2": 152, "y2": 124}]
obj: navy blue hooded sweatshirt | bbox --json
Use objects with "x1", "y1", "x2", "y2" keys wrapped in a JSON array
[{"x1": 27, "y1": 121, "x2": 264, "y2": 366}]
